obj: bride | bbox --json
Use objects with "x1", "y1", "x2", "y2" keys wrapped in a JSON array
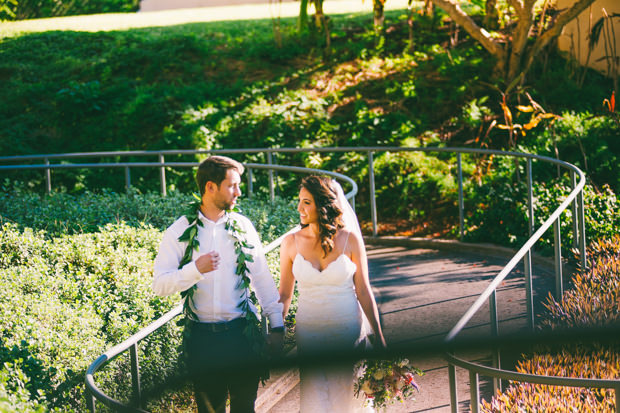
[{"x1": 278, "y1": 175, "x2": 386, "y2": 412}]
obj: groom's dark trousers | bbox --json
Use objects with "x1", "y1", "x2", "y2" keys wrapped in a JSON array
[{"x1": 184, "y1": 318, "x2": 261, "y2": 413}]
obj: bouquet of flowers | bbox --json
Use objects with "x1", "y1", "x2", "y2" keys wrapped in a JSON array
[{"x1": 354, "y1": 357, "x2": 423, "y2": 410}]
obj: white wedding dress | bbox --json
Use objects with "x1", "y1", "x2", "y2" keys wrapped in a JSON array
[{"x1": 293, "y1": 246, "x2": 371, "y2": 412}]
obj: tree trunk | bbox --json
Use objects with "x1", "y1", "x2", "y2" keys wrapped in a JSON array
[
  {"x1": 430, "y1": 0, "x2": 597, "y2": 84},
  {"x1": 519, "y1": 0, "x2": 597, "y2": 81},
  {"x1": 506, "y1": 0, "x2": 536, "y2": 82},
  {"x1": 424, "y1": 0, "x2": 434, "y2": 17},
  {"x1": 407, "y1": 1, "x2": 416, "y2": 52},
  {"x1": 313, "y1": 0, "x2": 331, "y2": 54},
  {"x1": 483, "y1": 0, "x2": 499, "y2": 30},
  {"x1": 430, "y1": 0, "x2": 505, "y2": 59},
  {"x1": 373, "y1": 0, "x2": 385, "y2": 30}
]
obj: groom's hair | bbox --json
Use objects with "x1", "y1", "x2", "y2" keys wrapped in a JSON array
[{"x1": 196, "y1": 155, "x2": 244, "y2": 196}]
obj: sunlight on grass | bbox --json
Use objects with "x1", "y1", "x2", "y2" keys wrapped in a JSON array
[{"x1": 0, "y1": 0, "x2": 413, "y2": 37}]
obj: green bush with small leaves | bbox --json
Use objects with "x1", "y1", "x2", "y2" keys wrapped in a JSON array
[
  {"x1": 464, "y1": 176, "x2": 620, "y2": 256},
  {"x1": 0, "y1": 191, "x2": 299, "y2": 411}
]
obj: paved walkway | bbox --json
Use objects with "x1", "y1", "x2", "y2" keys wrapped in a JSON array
[{"x1": 257, "y1": 239, "x2": 556, "y2": 412}]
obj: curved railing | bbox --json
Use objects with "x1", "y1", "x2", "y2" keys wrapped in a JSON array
[{"x1": 3, "y1": 147, "x2": 618, "y2": 411}]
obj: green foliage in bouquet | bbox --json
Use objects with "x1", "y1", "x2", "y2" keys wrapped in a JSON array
[{"x1": 355, "y1": 357, "x2": 423, "y2": 410}]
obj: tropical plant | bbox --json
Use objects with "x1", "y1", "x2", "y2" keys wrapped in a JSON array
[{"x1": 589, "y1": 10, "x2": 619, "y2": 96}]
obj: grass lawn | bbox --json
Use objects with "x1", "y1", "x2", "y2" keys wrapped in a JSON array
[{"x1": 0, "y1": 0, "x2": 412, "y2": 36}]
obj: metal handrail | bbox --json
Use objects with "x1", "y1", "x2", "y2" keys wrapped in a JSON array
[
  {"x1": 82, "y1": 163, "x2": 356, "y2": 411},
  {"x1": 444, "y1": 155, "x2": 586, "y2": 342},
  {"x1": 3, "y1": 147, "x2": 615, "y2": 411}
]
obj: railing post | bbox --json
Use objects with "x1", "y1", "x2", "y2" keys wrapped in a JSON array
[
  {"x1": 457, "y1": 152, "x2": 464, "y2": 241},
  {"x1": 570, "y1": 171, "x2": 578, "y2": 248},
  {"x1": 489, "y1": 290, "x2": 498, "y2": 337},
  {"x1": 469, "y1": 370, "x2": 480, "y2": 413},
  {"x1": 489, "y1": 290, "x2": 501, "y2": 393},
  {"x1": 125, "y1": 166, "x2": 131, "y2": 193},
  {"x1": 524, "y1": 158, "x2": 535, "y2": 330},
  {"x1": 368, "y1": 151, "x2": 377, "y2": 237},
  {"x1": 130, "y1": 343, "x2": 142, "y2": 408},
  {"x1": 247, "y1": 168, "x2": 253, "y2": 198},
  {"x1": 554, "y1": 218, "x2": 563, "y2": 299},
  {"x1": 159, "y1": 154, "x2": 166, "y2": 197},
  {"x1": 615, "y1": 386, "x2": 620, "y2": 413},
  {"x1": 44, "y1": 157, "x2": 51, "y2": 194},
  {"x1": 577, "y1": 184, "x2": 587, "y2": 271},
  {"x1": 85, "y1": 386, "x2": 96, "y2": 412},
  {"x1": 267, "y1": 151, "x2": 274, "y2": 203},
  {"x1": 448, "y1": 362, "x2": 458, "y2": 413}
]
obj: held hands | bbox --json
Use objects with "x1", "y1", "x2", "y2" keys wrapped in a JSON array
[
  {"x1": 195, "y1": 251, "x2": 220, "y2": 274},
  {"x1": 267, "y1": 328, "x2": 285, "y2": 356},
  {"x1": 368, "y1": 333, "x2": 388, "y2": 350}
]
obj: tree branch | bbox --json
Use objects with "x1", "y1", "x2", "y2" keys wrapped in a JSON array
[
  {"x1": 522, "y1": 0, "x2": 596, "y2": 74},
  {"x1": 431, "y1": 0, "x2": 505, "y2": 59},
  {"x1": 507, "y1": 0, "x2": 535, "y2": 80},
  {"x1": 507, "y1": 0, "x2": 523, "y2": 14}
]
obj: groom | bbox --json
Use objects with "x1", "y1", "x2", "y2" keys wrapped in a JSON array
[{"x1": 152, "y1": 155, "x2": 285, "y2": 413}]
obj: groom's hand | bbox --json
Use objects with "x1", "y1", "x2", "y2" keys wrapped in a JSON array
[
  {"x1": 267, "y1": 329, "x2": 285, "y2": 355},
  {"x1": 195, "y1": 251, "x2": 220, "y2": 274}
]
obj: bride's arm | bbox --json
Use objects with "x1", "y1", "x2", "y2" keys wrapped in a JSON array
[
  {"x1": 278, "y1": 233, "x2": 296, "y2": 317},
  {"x1": 351, "y1": 233, "x2": 387, "y2": 348}
]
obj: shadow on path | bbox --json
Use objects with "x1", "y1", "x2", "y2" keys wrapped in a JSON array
[{"x1": 365, "y1": 243, "x2": 555, "y2": 412}]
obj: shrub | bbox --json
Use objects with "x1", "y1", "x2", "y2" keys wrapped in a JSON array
[
  {"x1": 372, "y1": 149, "x2": 460, "y2": 222},
  {"x1": 482, "y1": 235, "x2": 620, "y2": 412},
  {"x1": 543, "y1": 234, "x2": 620, "y2": 330},
  {"x1": 482, "y1": 343, "x2": 619, "y2": 412},
  {"x1": 527, "y1": 112, "x2": 620, "y2": 194},
  {"x1": 464, "y1": 176, "x2": 620, "y2": 256},
  {"x1": 0, "y1": 187, "x2": 298, "y2": 237},
  {"x1": 0, "y1": 192, "x2": 299, "y2": 410}
]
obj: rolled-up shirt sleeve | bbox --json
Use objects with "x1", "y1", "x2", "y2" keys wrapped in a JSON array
[
  {"x1": 244, "y1": 221, "x2": 284, "y2": 328},
  {"x1": 153, "y1": 219, "x2": 204, "y2": 297}
]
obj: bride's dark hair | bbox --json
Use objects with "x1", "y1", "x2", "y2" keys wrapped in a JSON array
[{"x1": 300, "y1": 175, "x2": 344, "y2": 257}]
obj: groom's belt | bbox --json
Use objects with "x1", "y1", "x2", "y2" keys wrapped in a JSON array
[{"x1": 188, "y1": 317, "x2": 246, "y2": 333}]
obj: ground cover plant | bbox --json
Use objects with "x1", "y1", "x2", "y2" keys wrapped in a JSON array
[
  {"x1": 0, "y1": 192, "x2": 299, "y2": 411},
  {"x1": 482, "y1": 234, "x2": 620, "y2": 411}
]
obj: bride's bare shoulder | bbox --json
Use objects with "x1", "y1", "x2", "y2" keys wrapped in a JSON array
[{"x1": 282, "y1": 232, "x2": 295, "y2": 247}]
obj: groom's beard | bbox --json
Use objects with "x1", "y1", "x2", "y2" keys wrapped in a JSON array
[{"x1": 215, "y1": 197, "x2": 236, "y2": 211}]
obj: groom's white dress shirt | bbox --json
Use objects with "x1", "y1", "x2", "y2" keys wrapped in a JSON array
[{"x1": 153, "y1": 210, "x2": 284, "y2": 328}]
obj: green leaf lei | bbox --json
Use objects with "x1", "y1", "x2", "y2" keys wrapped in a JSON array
[{"x1": 178, "y1": 193, "x2": 265, "y2": 353}]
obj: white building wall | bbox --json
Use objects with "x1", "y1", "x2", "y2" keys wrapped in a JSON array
[{"x1": 557, "y1": 0, "x2": 620, "y2": 78}]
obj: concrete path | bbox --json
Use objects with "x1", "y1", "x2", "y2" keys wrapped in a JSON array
[{"x1": 257, "y1": 239, "x2": 556, "y2": 412}]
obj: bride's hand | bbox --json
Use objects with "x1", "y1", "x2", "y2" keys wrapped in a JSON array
[{"x1": 369, "y1": 333, "x2": 387, "y2": 350}]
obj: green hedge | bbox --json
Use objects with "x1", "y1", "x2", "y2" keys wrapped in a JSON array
[
  {"x1": 0, "y1": 192, "x2": 299, "y2": 411},
  {"x1": 464, "y1": 174, "x2": 620, "y2": 257}
]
